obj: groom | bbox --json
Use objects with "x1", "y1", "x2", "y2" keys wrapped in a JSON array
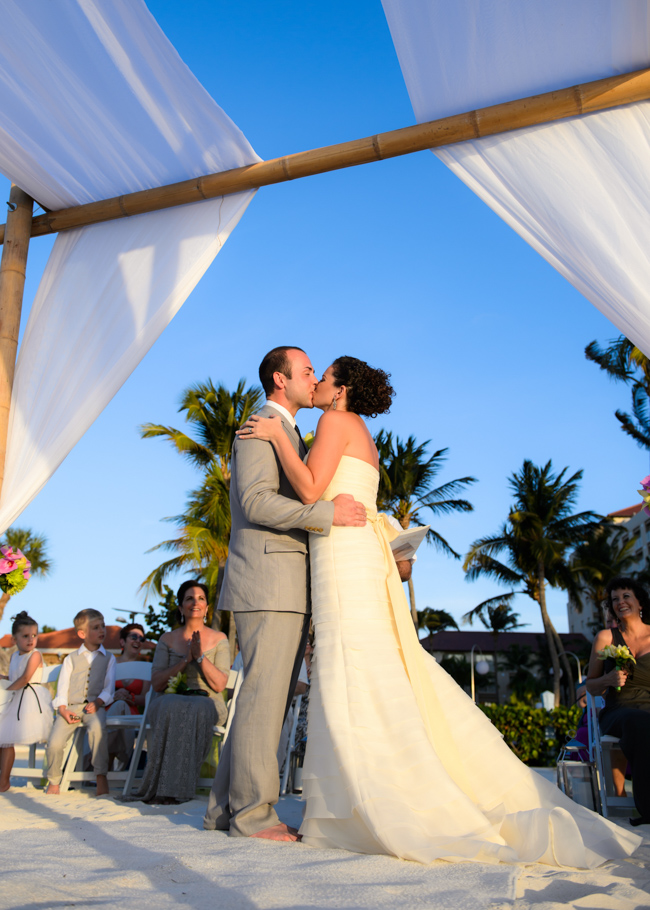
[{"x1": 204, "y1": 345, "x2": 367, "y2": 840}]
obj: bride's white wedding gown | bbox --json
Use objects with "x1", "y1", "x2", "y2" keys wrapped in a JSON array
[{"x1": 299, "y1": 455, "x2": 640, "y2": 866}]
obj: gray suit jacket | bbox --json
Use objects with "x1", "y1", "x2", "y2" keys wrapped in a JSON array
[{"x1": 219, "y1": 404, "x2": 334, "y2": 614}]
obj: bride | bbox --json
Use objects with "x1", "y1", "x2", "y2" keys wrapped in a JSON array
[{"x1": 237, "y1": 355, "x2": 640, "y2": 867}]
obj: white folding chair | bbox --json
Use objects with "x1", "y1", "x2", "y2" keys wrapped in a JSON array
[
  {"x1": 280, "y1": 694, "x2": 303, "y2": 795},
  {"x1": 587, "y1": 692, "x2": 636, "y2": 818},
  {"x1": 196, "y1": 668, "x2": 243, "y2": 789},
  {"x1": 60, "y1": 661, "x2": 152, "y2": 793}
]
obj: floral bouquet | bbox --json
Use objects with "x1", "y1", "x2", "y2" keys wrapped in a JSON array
[
  {"x1": 0, "y1": 546, "x2": 31, "y2": 596},
  {"x1": 638, "y1": 476, "x2": 650, "y2": 514},
  {"x1": 165, "y1": 672, "x2": 188, "y2": 695},
  {"x1": 597, "y1": 643, "x2": 636, "y2": 690}
]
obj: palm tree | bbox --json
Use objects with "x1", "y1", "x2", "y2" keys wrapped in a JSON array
[
  {"x1": 570, "y1": 523, "x2": 650, "y2": 631},
  {"x1": 416, "y1": 607, "x2": 459, "y2": 636},
  {"x1": 375, "y1": 431, "x2": 476, "y2": 625},
  {"x1": 0, "y1": 528, "x2": 52, "y2": 622},
  {"x1": 463, "y1": 460, "x2": 600, "y2": 706},
  {"x1": 585, "y1": 336, "x2": 650, "y2": 449},
  {"x1": 462, "y1": 602, "x2": 526, "y2": 705},
  {"x1": 140, "y1": 379, "x2": 263, "y2": 654},
  {"x1": 501, "y1": 644, "x2": 542, "y2": 703}
]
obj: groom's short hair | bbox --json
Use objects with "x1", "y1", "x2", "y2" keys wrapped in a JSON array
[{"x1": 259, "y1": 346, "x2": 306, "y2": 396}]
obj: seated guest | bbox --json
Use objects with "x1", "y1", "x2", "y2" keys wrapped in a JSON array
[
  {"x1": 586, "y1": 576, "x2": 650, "y2": 825},
  {"x1": 131, "y1": 580, "x2": 229, "y2": 804},
  {"x1": 107, "y1": 623, "x2": 151, "y2": 768},
  {"x1": 46, "y1": 609, "x2": 116, "y2": 796}
]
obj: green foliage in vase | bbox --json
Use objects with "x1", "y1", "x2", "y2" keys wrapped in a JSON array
[{"x1": 0, "y1": 527, "x2": 53, "y2": 623}]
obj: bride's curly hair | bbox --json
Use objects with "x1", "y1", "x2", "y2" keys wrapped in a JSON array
[{"x1": 331, "y1": 356, "x2": 394, "y2": 418}]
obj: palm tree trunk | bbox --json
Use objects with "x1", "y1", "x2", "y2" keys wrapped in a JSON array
[
  {"x1": 537, "y1": 561, "x2": 562, "y2": 707},
  {"x1": 551, "y1": 624, "x2": 575, "y2": 699},
  {"x1": 492, "y1": 632, "x2": 500, "y2": 706},
  {"x1": 407, "y1": 577, "x2": 418, "y2": 627},
  {"x1": 0, "y1": 592, "x2": 10, "y2": 623}
]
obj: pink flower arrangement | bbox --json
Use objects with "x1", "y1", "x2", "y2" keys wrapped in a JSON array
[{"x1": 0, "y1": 545, "x2": 31, "y2": 595}]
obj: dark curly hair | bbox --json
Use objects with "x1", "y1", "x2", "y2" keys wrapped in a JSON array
[
  {"x1": 11, "y1": 610, "x2": 38, "y2": 635},
  {"x1": 331, "y1": 356, "x2": 394, "y2": 418},
  {"x1": 175, "y1": 579, "x2": 209, "y2": 625},
  {"x1": 605, "y1": 576, "x2": 650, "y2": 624}
]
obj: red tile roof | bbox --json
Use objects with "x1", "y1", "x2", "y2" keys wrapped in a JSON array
[
  {"x1": 0, "y1": 625, "x2": 155, "y2": 652},
  {"x1": 608, "y1": 503, "x2": 644, "y2": 518}
]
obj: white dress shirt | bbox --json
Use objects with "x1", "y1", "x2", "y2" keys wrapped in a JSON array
[
  {"x1": 53, "y1": 643, "x2": 117, "y2": 709},
  {"x1": 266, "y1": 400, "x2": 297, "y2": 429}
]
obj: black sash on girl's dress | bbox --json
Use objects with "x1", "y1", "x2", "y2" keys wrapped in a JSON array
[{"x1": 16, "y1": 683, "x2": 42, "y2": 720}]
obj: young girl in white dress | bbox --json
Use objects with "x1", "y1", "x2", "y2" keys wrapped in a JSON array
[{"x1": 0, "y1": 611, "x2": 53, "y2": 791}]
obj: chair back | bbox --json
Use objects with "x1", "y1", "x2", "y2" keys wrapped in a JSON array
[
  {"x1": 113, "y1": 660, "x2": 152, "y2": 682},
  {"x1": 41, "y1": 663, "x2": 62, "y2": 684}
]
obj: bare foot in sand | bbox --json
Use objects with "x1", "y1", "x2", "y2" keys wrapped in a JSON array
[
  {"x1": 96, "y1": 774, "x2": 109, "y2": 797},
  {"x1": 250, "y1": 823, "x2": 300, "y2": 842},
  {"x1": 0, "y1": 781, "x2": 10, "y2": 792},
  {"x1": 46, "y1": 783, "x2": 60, "y2": 795}
]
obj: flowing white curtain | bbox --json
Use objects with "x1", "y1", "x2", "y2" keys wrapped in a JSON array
[
  {"x1": 382, "y1": 1, "x2": 650, "y2": 353},
  {"x1": 0, "y1": 0, "x2": 259, "y2": 532}
]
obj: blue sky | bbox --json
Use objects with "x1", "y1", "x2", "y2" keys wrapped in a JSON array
[{"x1": 0, "y1": 0, "x2": 647, "y2": 638}]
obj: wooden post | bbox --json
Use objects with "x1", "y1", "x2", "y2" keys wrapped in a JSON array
[
  {"x1": 2, "y1": 65, "x2": 650, "y2": 245},
  {"x1": 0, "y1": 185, "x2": 33, "y2": 496}
]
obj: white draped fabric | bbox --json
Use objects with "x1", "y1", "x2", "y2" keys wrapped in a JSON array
[
  {"x1": 382, "y1": 0, "x2": 650, "y2": 354},
  {"x1": 0, "y1": 0, "x2": 259, "y2": 532}
]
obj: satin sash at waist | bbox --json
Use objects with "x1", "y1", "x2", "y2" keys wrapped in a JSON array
[{"x1": 367, "y1": 511, "x2": 479, "y2": 803}]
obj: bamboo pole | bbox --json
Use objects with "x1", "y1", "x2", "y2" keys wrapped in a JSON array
[
  {"x1": 1, "y1": 65, "x2": 650, "y2": 245},
  {"x1": 0, "y1": 185, "x2": 33, "y2": 495}
]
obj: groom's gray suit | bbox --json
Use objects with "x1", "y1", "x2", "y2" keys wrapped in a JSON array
[{"x1": 204, "y1": 403, "x2": 334, "y2": 836}]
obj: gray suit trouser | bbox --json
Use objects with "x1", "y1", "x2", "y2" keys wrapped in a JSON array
[
  {"x1": 47, "y1": 707, "x2": 108, "y2": 785},
  {"x1": 204, "y1": 610, "x2": 309, "y2": 836}
]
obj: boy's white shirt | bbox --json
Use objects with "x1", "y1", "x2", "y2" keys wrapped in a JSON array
[{"x1": 52, "y1": 643, "x2": 116, "y2": 709}]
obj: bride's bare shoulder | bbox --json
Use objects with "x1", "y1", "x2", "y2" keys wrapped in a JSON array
[{"x1": 316, "y1": 410, "x2": 358, "y2": 435}]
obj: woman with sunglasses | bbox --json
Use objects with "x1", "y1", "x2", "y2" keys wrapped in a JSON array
[{"x1": 107, "y1": 623, "x2": 151, "y2": 768}]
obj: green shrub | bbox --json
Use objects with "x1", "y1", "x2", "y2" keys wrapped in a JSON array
[{"x1": 478, "y1": 703, "x2": 582, "y2": 766}]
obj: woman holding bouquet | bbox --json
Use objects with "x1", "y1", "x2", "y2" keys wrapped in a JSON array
[
  {"x1": 132, "y1": 580, "x2": 230, "y2": 804},
  {"x1": 586, "y1": 576, "x2": 650, "y2": 825}
]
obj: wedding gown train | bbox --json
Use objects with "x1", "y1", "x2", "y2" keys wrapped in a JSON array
[{"x1": 299, "y1": 455, "x2": 641, "y2": 866}]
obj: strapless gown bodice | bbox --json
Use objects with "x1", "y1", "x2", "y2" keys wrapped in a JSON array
[
  {"x1": 299, "y1": 455, "x2": 641, "y2": 866},
  {"x1": 320, "y1": 454, "x2": 380, "y2": 513}
]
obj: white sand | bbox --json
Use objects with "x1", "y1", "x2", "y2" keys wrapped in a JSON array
[{"x1": 1, "y1": 784, "x2": 649, "y2": 910}]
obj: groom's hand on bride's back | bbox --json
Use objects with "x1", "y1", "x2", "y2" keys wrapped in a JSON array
[{"x1": 332, "y1": 494, "x2": 367, "y2": 527}]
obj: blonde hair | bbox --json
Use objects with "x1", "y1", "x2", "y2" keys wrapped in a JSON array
[{"x1": 74, "y1": 608, "x2": 104, "y2": 631}]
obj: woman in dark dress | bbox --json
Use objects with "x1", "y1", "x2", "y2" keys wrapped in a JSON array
[
  {"x1": 135, "y1": 580, "x2": 230, "y2": 804},
  {"x1": 586, "y1": 576, "x2": 650, "y2": 825}
]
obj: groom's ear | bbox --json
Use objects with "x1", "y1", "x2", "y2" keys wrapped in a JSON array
[{"x1": 272, "y1": 370, "x2": 287, "y2": 392}]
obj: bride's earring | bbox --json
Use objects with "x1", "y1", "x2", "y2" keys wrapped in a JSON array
[{"x1": 331, "y1": 396, "x2": 337, "y2": 410}]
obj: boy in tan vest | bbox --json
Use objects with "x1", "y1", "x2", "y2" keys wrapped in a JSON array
[{"x1": 46, "y1": 609, "x2": 116, "y2": 796}]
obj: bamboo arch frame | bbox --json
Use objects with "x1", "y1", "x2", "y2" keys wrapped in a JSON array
[{"x1": 1, "y1": 65, "x2": 650, "y2": 492}]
